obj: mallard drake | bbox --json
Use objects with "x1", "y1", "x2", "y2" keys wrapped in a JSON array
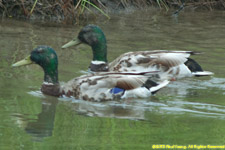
[
  {"x1": 62, "y1": 24, "x2": 213, "y2": 81},
  {"x1": 12, "y1": 46, "x2": 170, "y2": 101}
]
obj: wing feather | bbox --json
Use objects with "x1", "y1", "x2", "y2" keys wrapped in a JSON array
[
  {"x1": 153, "y1": 53, "x2": 188, "y2": 68},
  {"x1": 109, "y1": 50, "x2": 196, "y2": 70},
  {"x1": 116, "y1": 77, "x2": 146, "y2": 90}
]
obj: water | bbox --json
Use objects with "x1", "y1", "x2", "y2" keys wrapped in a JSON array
[{"x1": 0, "y1": 10, "x2": 225, "y2": 149}]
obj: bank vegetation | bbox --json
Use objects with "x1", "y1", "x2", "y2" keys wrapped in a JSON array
[{"x1": 0, "y1": 0, "x2": 224, "y2": 23}]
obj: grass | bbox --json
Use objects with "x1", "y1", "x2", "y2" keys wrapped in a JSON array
[
  {"x1": 156, "y1": 0, "x2": 169, "y2": 11},
  {"x1": 0, "y1": 0, "x2": 224, "y2": 23},
  {"x1": 30, "y1": 0, "x2": 38, "y2": 15},
  {"x1": 80, "y1": 0, "x2": 110, "y2": 19}
]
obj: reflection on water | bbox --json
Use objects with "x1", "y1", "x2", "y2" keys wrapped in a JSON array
[
  {"x1": 16, "y1": 75, "x2": 225, "y2": 141},
  {"x1": 12, "y1": 96, "x2": 58, "y2": 141},
  {"x1": 28, "y1": 76, "x2": 225, "y2": 121},
  {"x1": 1, "y1": 10, "x2": 225, "y2": 149}
]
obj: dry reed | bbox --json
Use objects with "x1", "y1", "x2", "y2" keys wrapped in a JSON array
[{"x1": 0, "y1": 0, "x2": 224, "y2": 23}]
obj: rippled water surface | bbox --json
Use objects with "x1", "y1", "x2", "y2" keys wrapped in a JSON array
[{"x1": 0, "y1": 10, "x2": 225, "y2": 149}]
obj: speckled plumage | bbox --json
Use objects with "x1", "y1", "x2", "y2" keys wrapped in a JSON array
[
  {"x1": 108, "y1": 50, "x2": 209, "y2": 80},
  {"x1": 59, "y1": 72, "x2": 168, "y2": 101},
  {"x1": 62, "y1": 25, "x2": 214, "y2": 81},
  {"x1": 13, "y1": 46, "x2": 169, "y2": 101}
]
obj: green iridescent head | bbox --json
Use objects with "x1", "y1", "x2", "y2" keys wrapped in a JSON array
[
  {"x1": 12, "y1": 46, "x2": 58, "y2": 84},
  {"x1": 62, "y1": 24, "x2": 108, "y2": 62}
]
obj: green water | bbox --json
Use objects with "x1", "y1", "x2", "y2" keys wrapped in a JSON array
[{"x1": 0, "y1": 10, "x2": 225, "y2": 149}]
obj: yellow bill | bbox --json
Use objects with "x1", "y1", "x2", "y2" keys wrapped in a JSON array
[
  {"x1": 12, "y1": 55, "x2": 33, "y2": 67},
  {"x1": 61, "y1": 38, "x2": 82, "y2": 49}
]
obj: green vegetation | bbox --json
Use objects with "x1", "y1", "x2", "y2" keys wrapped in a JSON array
[{"x1": 0, "y1": 0, "x2": 224, "y2": 23}]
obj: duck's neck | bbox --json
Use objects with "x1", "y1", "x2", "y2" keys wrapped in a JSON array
[
  {"x1": 90, "y1": 42, "x2": 109, "y2": 72},
  {"x1": 43, "y1": 67, "x2": 58, "y2": 84},
  {"x1": 41, "y1": 68, "x2": 61, "y2": 97},
  {"x1": 91, "y1": 39, "x2": 107, "y2": 63}
]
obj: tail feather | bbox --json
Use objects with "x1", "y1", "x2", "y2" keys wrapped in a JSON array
[
  {"x1": 192, "y1": 71, "x2": 214, "y2": 77},
  {"x1": 185, "y1": 58, "x2": 203, "y2": 72},
  {"x1": 184, "y1": 58, "x2": 214, "y2": 77},
  {"x1": 169, "y1": 51, "x2": 203, "y2": 55},
  {"x1": 188, "y1": 51, "x2": 203, "y2": 55},
  {"x1": 150, "y1": 80, "x2": 170, "y2": 94}
]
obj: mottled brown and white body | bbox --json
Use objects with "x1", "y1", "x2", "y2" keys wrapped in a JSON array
[
  {"x1": 108, "y1": 50, "x2": 213, "y2": 81},
  {"x1": 62, "y1": 25, "x2": 213, "y2": 81},
  {"x1": 13, "y1": 46, "x2": 169, "y2": 102},
  {"x1": 58, "y1": 72, "x2": 169, "y2": 101}
]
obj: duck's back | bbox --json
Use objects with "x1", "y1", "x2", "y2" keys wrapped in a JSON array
[{"x1": 108, "y1": 50, "x2": 193, "y2": 80}]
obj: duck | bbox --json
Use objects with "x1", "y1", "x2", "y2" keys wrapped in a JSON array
[
  {"x1": 12, "y1": 46, "x2": 170, "y2": 102},
  {"x1": 62, "y1": 24, "x2": 213, "y2": 81}
]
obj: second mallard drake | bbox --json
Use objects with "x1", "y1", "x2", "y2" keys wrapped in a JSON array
[
  {"x1": 12, "y1": 46, "x2": 169, "y2": 101},
  {"x1": 62, "y1": 24, "x2": 213, "y2": 81}
]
